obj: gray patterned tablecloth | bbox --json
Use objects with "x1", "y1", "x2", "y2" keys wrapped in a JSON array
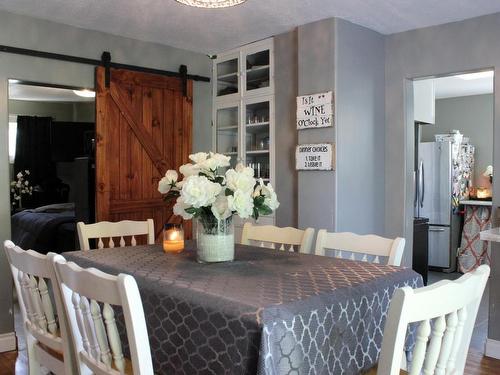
[{"x1": 64, "y1": 242, "x2": 422, "y2": 375}]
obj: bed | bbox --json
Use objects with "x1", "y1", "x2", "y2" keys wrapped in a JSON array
[{"x1": 11, "y1": 203, "x2": 77, "y2": 254}]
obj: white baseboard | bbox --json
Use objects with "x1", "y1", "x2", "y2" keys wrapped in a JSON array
[
  {"x1": 0, "y1": 332, "x2": 16, "y2": 352},
  {"x1": 485, "y1": 338, "x2": 500, "y2": 360}
]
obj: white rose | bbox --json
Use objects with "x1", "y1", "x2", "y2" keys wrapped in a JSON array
[
  {"x1": 209, "y1": 152, "x2": 231, "y2": 169},
  {"x1": 228, "y1": 189, "x2": 254, "y2": 219},
  {"x1": 189, "y1": 152, "x2": 208, "y2": 165},
  {"x1": 165, "y1": 170, "x2": 178, "y2": 184},
  {"x1": 225, "y1": 169, "x2": 256, "y2": 193},
  {"x1": 253, "y1": 180, "x2": 280, "y2": 211},
  {"x1": 16, "y1": 172, "x2": 22, "y2": 179},
  {"x1": 263, "y1": 184, "x2": 280, "y2": 210},
  {"x1": 200, "y1": 158, "x2": 219, "y2": 172},
  {"x1": 173, "y1": 197, "x2": 193, "y2": 220},
  {"x1": 211, "y1": 194, "x2": 232, "y2": 220},
  {"x1": 235, "y1": 163, "x2": 254, "y2": 177},
  {"x1": 179, "y1": 163, "x2": 200, "y2": 177},
  {"x1": 158, "y1": 177, "x2": 172, "y2": 194},
  {"x1": 181, "y1": 175, "x2": 222, "y2": 208}
]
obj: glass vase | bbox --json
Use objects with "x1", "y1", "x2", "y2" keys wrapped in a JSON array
[{"x1": 195, "y1": 216, "x2": 234, "y2": 263}]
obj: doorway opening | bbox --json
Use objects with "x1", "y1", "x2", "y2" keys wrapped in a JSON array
[
  {"x1": 7, "y1": 79, "x2": 96, "y2": 253},
  {"x1": 411, "y1": 70, "x2": 493, "y2": 353}
]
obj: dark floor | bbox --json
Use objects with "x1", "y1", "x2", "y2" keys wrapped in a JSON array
[{"x1": 428, "y1": 271, "x2": 489, "y2": 353}]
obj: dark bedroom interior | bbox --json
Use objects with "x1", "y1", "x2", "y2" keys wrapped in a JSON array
[{"x1": 8, "y1": 80, "x2": 95, "y2": 254}]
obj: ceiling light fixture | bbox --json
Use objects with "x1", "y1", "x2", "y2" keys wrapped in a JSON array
[
  {"x1": 457, "y1": 71, "x2": 494, "y2": 80},
  {"x1": 175, "y1": 0, "x2": 246, "y2": 8},
  {"x1": 73, "y1": 89, "x2": 96, "y2": 98}
]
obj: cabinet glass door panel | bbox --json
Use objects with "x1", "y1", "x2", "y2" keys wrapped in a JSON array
[
  {"x1": 216, "y1": 105, "x2": 239, "y2": 169},
  {"x1": 245, "y1": 101, "x2": 270, "y2": 180},
  {"x1": 216, "y1": 57, "x2": 239, "y2": 97},
  {"x1": 245, "y1": 50, "x2": 270, "y2": 94}
]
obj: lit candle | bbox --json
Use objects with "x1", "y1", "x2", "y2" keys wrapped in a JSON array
[
  {"x1": 476, "y1": 187, "x2": 491, "y2": 199},
  {"x1": 163, "y1": 224, "x2": 184, "y2": 253}
]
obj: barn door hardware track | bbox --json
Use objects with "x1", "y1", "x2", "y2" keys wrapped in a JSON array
[{"x1": 0, "y1": 44, "x2": 210, "y2": 95}]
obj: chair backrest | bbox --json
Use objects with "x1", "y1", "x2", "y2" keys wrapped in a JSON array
[
  {"x1": 3, "y1": 240, "x2": 74, "y2": 375},
  {"x1": 77, "y1": 219, "x2": 155, "y2": 250},
  {"x1": 241, "y1": 223, "x2": 315, "y2": 254},
  {"x1": 314, "y1": 230, "x2": 405, "y2": 266},
  {"x1": 378, "y1": 265, "x2": 490, "y2": 375},
  {"x1": 53, "y1": 258, "x2": 153, "y2": 375}
]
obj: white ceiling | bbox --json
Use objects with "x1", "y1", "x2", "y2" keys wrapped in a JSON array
[
  {"x1": 9, "y1": 82, "x2": 94, "y2": 102},
  {"x1": 433, "y1": 74, "x2": 494, "y2": 99},
  {"x1": 0, "y1": 0, "x2": 500, "y2": 53}
]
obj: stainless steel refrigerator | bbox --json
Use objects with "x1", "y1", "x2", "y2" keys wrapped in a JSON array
[{"x1": 415, "y1": 141, "x2": 461, "y2": 272}]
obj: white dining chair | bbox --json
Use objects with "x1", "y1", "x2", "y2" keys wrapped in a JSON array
[
  {"x1": 53, "y1": 257, "x2": 154, "y2": 375},
  {"x1": 77, "y1": 219, "x2": 155, "y2": 250},
  {"x1": 365, "y1": 265, "x2": 490, "y2": 375},
  {"x1": 3, "y1": 240, "x2": 75, "y2": 375},
  {"x1": 315, "y1": 230, "x2": 405, "y2": 266},
  {"x1": 241, "y1": 223, "x2": 315, "y2": 254}
]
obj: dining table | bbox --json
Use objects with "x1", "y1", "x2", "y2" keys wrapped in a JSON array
[{"x1": 63, "y1": 241, "x2": 422, "y2": 375}]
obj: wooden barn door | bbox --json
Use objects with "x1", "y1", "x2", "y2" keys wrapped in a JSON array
[{"x1": 95, "y1": 67, "x2": 192, "y2": 241}]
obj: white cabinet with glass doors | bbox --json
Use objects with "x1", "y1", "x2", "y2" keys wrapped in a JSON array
[{"x1": 213, "y1": 38, "x2": 275, "y2": 239}]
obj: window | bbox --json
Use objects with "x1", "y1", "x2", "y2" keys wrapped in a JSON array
[{"x1": 8, "y1": 121, "x2": 17, "y2": 163}]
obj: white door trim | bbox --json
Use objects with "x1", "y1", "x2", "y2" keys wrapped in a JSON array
[
  {"x1": 485, "y1": 338, "x2": 500, "y2": 360},
  {"x1": 0, "y1": 332, "x2": 16, "y2": 352}
]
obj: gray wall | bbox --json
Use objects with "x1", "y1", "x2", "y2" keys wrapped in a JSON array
[
  {"x1": 291, "y1": 18, "x2": 386, "y2": 237},
  {"x1": 0, "y1": 10, "x2": 211, "y2": 338},
  {"x1": 385, "y1": 12, "x2": 500, "y2": 342},
  {"x1": 9, "y1": 100, "x2": 95, "y2": 122},
  {"x1": 335, "y1": 19, "x2": 386, "y2": 235},
  {"x1": 297, "y1": 18, "x2": 337, "y2": 232},
  {"x1": 274, "y1": 30, "x2": 298, "y2": 228},
  {"x1": 421, "y1": 94, "x2": 494, "y2": 187}
]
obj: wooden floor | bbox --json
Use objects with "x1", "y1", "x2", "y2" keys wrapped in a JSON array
[{"x1": 0, "y1": 347, "x2": 499, "y2": 374}]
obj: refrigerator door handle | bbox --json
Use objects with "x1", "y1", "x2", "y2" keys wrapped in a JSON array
[
  {"x1": 429, "y1": 227, "x2": 446, "y2": 232},
  {"x1": 419, "y1": 160, "x2": 425, "y2": 208},
  {"x1": 414, "y1": 169, "x2": 419, "y2": 208}
]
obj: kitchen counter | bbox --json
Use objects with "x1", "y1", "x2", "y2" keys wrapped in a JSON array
[
  {"x1": 480, "y1": 227, "x2": 500, "y2": 242},
  {"x1": 460, "y1": 200, "x2": 493, "y2": 206}
]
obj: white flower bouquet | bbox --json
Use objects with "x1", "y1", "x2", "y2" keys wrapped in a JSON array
[
  {"x1": 10, "y1": 170, "x2": 33, "y2": 209},
  {"x1": 158, "y1": 152, "x2": 279, "y2": 262}
]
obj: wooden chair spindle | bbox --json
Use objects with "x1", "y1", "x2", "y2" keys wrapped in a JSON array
[
  {"x1": 90, "y1": 300, "x2": 112, "y2": 367},
  {"x1": 410, "y1": 319, "x2": 431, "y2": 375},
  {"x1": 423, "y1": 315, "x2": 446, "y2": 374},
  {"x1": 103, "y1": 303, "x2": 125, "y2": 372},
  {"x1": 435, "y1": 311, "x2": 459, "y2": 374},
  {"x1": 80, "y1": 296, "x2": 101, "y2": 361},
  {"x1": 29, "y1": 275, "x2": 47, "y2": 332},
  {"x1": 38, "y1": 277, "x2": 57, "y2": 335},
  {"x1": 72, "y1": 291, "x2": 91, "y2": 355}
]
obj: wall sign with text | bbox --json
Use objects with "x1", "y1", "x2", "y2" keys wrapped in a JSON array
[
  {"x1": 296, "y1": 91, "x2": 333, "y2": 130},
  {"x1": 295, "y1": 143, "x2": 335, "y2": 171}
]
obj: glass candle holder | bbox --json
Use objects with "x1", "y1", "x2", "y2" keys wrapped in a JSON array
[{"x1": 163, "y1": 224, "x2": 184, "y2": 253}]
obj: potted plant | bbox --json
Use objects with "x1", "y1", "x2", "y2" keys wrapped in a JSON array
[{"x1": 158, "y1": 152, "x2": 279, "y2": 263}]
